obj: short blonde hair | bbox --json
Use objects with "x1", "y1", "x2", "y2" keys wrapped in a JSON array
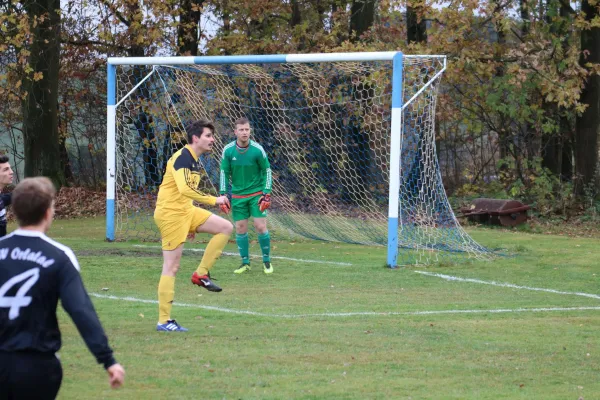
[{"x1": 235, "y1": 117, "x2": 249, "y2": 127}]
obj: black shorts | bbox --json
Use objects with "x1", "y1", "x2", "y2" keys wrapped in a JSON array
[{"x1": 0, "y1": 351, "x2": 63, "y2": 400}]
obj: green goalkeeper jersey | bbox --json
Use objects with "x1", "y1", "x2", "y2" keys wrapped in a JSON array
[{"x1": 220, "y1": 140, "x2": 272, "y2": 195}]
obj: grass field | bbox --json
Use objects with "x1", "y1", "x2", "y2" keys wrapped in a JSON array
[{"x1": 15, "y1": 217, "x2": 599, "y2": 399}]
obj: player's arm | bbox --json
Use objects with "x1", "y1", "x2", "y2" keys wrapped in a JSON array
[
  {"x1": 258, "y1": 152, "x2": 272, "y2": 195},
  {"x1": 172, "y1": 151, "x2": 217, "y2": 206},
  {"x1": 219, "y1": 149, "x2": 231, "y2": 195},
  {"x1": 57, "y1": 252, "x2": 118, "y2": 370},
  {"x1": 218, "y1": 149, "x2": 232, "y2": 213}
]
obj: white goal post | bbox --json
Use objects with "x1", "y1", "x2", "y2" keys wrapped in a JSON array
[{"x1": 106, "y1": 51, "x2": 490, "y2": 266}]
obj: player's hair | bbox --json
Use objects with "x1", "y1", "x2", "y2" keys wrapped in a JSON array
[
  {"x1": 234, "y1": 117, "x2": 249, "y2": 127},
  {"x1": 186, "y1": 120, "x2": 215, "y2": 143},
  {"x1": 12, "y1": 177, "x2": 56, "y2": 227},
  {"x1": 0, "y1": 154, "x2": 9, "y2": 164}
]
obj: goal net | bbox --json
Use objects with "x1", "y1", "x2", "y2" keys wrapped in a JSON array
[{"x1": 107, "y1": 52, "x2": 491, "y2": 265}]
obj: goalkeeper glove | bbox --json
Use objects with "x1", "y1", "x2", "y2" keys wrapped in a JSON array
[
  {"x1": 258, "y1": 193, "x2": 271, "y2": 212},
  {"x1": 219, "y1": 195, "x2": 231, "y2": 214}
]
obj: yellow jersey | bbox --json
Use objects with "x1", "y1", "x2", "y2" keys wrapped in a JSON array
[{"x1": 154, "y1": 144, "x2": 217, "y2": 217}]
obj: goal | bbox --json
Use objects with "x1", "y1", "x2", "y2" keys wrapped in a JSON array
[{"x1": 106, "y1": 52, "x2": 490, "y2": 266}]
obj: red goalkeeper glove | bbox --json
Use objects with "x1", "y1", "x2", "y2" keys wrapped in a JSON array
[
  {"x1": 258, "y1": 193, "x2": 271, "y2": 212},
  {"x1": 218, "y1": 195, "x2": 231, "y2": 214}
]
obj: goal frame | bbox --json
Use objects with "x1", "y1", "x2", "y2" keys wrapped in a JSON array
[{"x1": 106, "y1": 51, "x2": 447, "y2": 268}]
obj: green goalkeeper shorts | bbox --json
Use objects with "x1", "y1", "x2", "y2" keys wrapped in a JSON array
[{"x1": 231, "y1": 193, "x2": 267, "y2": 222}]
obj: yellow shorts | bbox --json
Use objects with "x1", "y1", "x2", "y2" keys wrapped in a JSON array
[{"x1": 154, "y1": 208, "x2": 213, "y2": 250}]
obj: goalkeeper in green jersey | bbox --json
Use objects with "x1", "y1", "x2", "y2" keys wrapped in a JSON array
[{"x1": 219, "y1": 117, "x2": 273, "y2": 274}]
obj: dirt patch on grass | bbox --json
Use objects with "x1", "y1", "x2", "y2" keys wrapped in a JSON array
[{"x1": 76, "y1": 248, "x2": 160, "y2": 258}]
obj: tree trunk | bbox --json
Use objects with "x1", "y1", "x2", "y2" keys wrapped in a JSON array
[
  {"x1": 350, "y1": 0, "x2": 375, "y2": 41},
  {"x1": 542, "y1": 0, "x2": 573, "y2": 180},
  {"x1": 21, "y1": 0, "x2": 65, "y2": 187},
  {"x1": 561, "y1": 118, "x2": 574, "y2": 179},
  {"x1": 222, "y1": 0, "x2": 230, "y2": 35},
  {"x1": 178, "y1": 0, "x2": 203, "y2": 56},
  {"x1": 57, "y1": 94, "x2": 74, "y2": 185},
  {"x1": 59, "y1": 136, "x2": 74, "y2": 184},
  {"x1": 290, "y1": 0, "x2": 306, "y2": 50},
  {"x1": 291, "y1": 0, "x2": 301, "y2": 27},
  {"x1": 575, "y1": 0, "x2": 600, "y2": 194},
  {"x1": 218, "y1": 0, "x2": 231, "y2": 55},
  {"x1": 312, "y1": 0, "x2": 328, "y2": 28},
  {"x1": 520, "y1": 0, "x2": 530, "y2": 36},
  {"x1": 520, "y1": 0, "x2": 540, "y2": 168},
  {"x1": 493, "y1": 2, "x2": 510, "y2": 173},
  {"x1": 542, "y1": 133, "x2": 559, "y2": 174},
  {"x1": 542, "y1": 106, "x2": 573, "y2": 180},
  {"x1": 407, "y1": 4, "x2": 427, "y2": 43},
  {"x1": 126, "y1": 1, "x2": 145, "y2": 57}
]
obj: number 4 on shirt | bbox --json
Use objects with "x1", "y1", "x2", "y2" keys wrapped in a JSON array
[{"x1": 0, "y1": 268, "x2": 40, "y2": 320}]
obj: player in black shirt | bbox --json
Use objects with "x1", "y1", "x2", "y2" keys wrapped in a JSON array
[
  {"x1": 0, "y1": 177, "x2": 125, "y2": 399},
  {"x1": 0, "y1": 155, "x2": 14, "y2": 237}
]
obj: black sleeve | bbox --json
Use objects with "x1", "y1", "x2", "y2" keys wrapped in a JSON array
[
  {"x1": 58, "y1": 257, "x2": 117, "y2": 369},
  {"x1": 1, "y1": 193, "x2": 11, "y2": 207}
]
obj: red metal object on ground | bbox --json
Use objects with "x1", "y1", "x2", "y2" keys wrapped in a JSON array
[{"x1": 460, "y1": 198, "x2": 530, "y2": 227}]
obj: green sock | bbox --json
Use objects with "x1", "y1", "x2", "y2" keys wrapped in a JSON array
[
  {"x1": 258, "y1": 231, "x2": 271, "y2": 263},
  {"x1": 236, "y1": 233, "x2": 250, "y2": 265}
]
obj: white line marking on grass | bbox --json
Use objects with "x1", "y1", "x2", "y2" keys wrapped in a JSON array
[
  {"x1": 415, "y1": 271, "x2": 600, "y2": 300},
  {"x1": 89, "y1": 293, "x2": 600, "y2": 318},
  {"x1": 132, "y1": 244, "x2": 352, "y2": 266}
]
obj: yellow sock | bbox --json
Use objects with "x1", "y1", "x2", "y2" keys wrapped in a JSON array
[
  {"x1": 196, "y1": 233, "x2": 230, "y2": 275},
  {"x1": 158, "y1": 275, "x2": 175, "y2": 324}
]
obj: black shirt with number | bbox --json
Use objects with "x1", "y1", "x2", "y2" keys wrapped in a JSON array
[
  {"x1": 0, "y1": 229, "x2": 116, "y2": 369},
  {"x1": 0, "y1": 193, "x2": 11, "y2": 237}
]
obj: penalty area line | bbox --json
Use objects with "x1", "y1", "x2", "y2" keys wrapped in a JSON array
[
  {"x1": 89, "y1": 293, "x2": 600, "y2": 318},
  {"x1": 415, "y1": 271, "x2": 600, "y2": 300},
  {"x1": 132, "y1": 244, "x2": 352, "y2": 266}
]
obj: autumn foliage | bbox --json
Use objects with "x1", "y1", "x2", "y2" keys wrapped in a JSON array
[{"x1": 1, "y1": 0, "x2": 600, "y2": 218}]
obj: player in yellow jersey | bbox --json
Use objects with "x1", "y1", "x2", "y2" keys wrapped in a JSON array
[{"x1": 154, "y1": 120, "x2": 233, "y2": 332}]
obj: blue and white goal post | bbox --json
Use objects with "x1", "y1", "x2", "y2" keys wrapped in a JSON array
[{"x1": 106, "y1": 51, "x2": 489, "y2": 265}]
